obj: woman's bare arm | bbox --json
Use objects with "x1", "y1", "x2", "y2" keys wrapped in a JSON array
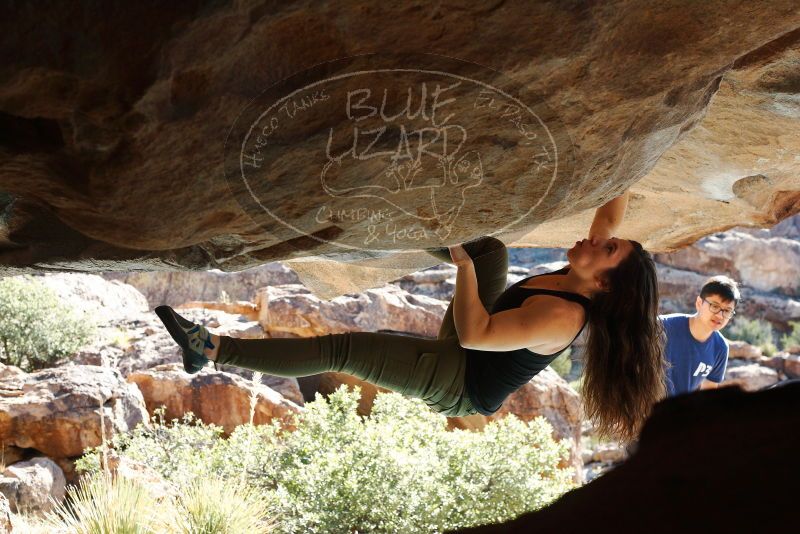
[
  {"x1": 588, "y1": 190, "x2": 629, "y2": 240},
  {"x1": 449, "y1": 245, "x2": 491, "y2": 346},
  {"x1": 460, "y1": 296, "x2": 584, "y2": 352}
]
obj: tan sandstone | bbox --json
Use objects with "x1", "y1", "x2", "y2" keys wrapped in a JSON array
[{"x1": 127, "y1": 364, "x2": 301, "y2": 435}]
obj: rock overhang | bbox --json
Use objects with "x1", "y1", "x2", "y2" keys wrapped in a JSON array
[{"x1": 0, "y1": 2, "x2": 798, "y2": 298}]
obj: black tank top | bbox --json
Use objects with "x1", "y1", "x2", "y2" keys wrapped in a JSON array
[{"x1": 464, "y1": 266, "x2": 591, "y2": 415}]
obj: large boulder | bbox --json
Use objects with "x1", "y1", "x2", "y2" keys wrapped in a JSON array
[
  {"x1": 783, "y1": 354, "x2": 800, "y2": 379},
  {"x1": 392, "y1": 266, "x2": 456, "y2": 301},
  {"x1": 0, "y1": 458, "x2": 66, "y2": 515},
  {"x1": 727, "y1": 340, "x2": 762, "y2": 360},
  {"x1": 102, "y1": 262, "x2": 301, "y2": 307},
  {"x1": 35, "y1": 273, "x2": 150, "y2": 322},
  {"x1": 0, "y1": 366, "x2": 148, "y2": 458},
  {"x1": 74, "y1": 305, "x2": 305, "y2": 404},
  {"x1": 722, "y1": 364, "x2": 780, "y2": 391},
  {"x1": 2, "y1": 3, "x2": 800, "y2": 301},
  {"x1": 256, "y1": 284, "x2": 447, "y2": 337},
  {"x1": 72, "y1": 313, "x2": 183, "y2": 374},
  {"x1": 655, "y1": 232, "x2": 800, "y2": 296},
  {"x1": 656, "y1": 265, "x2": 800, "y2": 329},
  {"x1": 127, "y1": 364, "x2": 301, "y2": 435}
]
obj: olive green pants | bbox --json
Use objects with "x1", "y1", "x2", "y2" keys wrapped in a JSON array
[{"x1": 216, "y1": 236, "x2": 509, "y2": 416}]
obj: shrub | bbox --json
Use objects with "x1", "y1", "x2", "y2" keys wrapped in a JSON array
[
  {"x1": 549, "y1": 347, "x2": 572, "y2": 378},
  {"x1": 79, "y1": 389, "x2": 575, "y2": 533},
  {"x1": 44, "y1": 472, "x2": 169, "y2": 533},
  {"x1": 175, "y1": 476, "x2": 273, "y2": 534},
  {"x1": 780, "y1": 321, "x2": 800, "y2": 352},
  {"x1": 0, "y1": 275, "x2": 95, "y2": 371},
  {"x1": 722, "y1": 316, "x2": 777, "y2": 355}
]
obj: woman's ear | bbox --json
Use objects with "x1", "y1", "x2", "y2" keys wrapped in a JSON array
[{"x1": 594, "y1": 272, "x2": 611, "y2": 293}]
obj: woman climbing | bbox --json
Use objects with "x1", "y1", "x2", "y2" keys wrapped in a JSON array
[{"x1": 155, "y1": 190, "x2": 666, "y2": 442}]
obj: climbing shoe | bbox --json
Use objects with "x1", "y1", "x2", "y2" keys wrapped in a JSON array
[{"x1": 154, "y1": 305, "x2": 215, "y2": 374}]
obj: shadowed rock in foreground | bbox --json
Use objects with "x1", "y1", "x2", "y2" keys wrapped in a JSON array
[{"x1": 456, "y1": 382, "x2": 799, "y2": 533}]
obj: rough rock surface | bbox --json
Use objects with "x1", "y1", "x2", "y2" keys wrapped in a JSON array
[
  {"x1": 0, "y1": 492, "x2": 10, "y2": 533},
  {"x1": 103, "y1": 263, "x2": 301, "y2": 307},
  {"x1": 590, "y1": 444, "x2": 628, "y2": 464},
  {"x1": 34, "y1": 273, "x2": 150, "y2": 322},
  {"x1": 722, "y1": 365, "x2": 780, "y2": 391},
  {"x1": 457, "y1": 382, "x2": 800, "y2": 533},
  {"x1": 726, "y1": 341, "x2": 762, "y2": 360},
  {"x1": 392, "y1": 264, "x2": 532, "y2": 301},
  {"x1": 0, "y1": 365, "x2": 148, "y2": 458},
  {"x1": 70, "y1": 304, "x2": 305, "y2": 404},
  {"x1": 0, "y1": 457, "x2": 66, "y2": 514},
  {"x1": 127, "y1": 364, "x2": 301, "y2": 435},
  {"x1": 656, "y1": 265, "x2": 800, "y2": 329},
  {"x1": 1, "y1": 3, "x2": 799, "y2": 301},
  {"x1": 785, "y1": 355, "x2": 800, "y2": 378},
  {"x1": 655, "y1": 232, "x2": 800, "y2": 296},
  {"x1": 256, "y1": 283, "x2": 448, "y2": 337}
]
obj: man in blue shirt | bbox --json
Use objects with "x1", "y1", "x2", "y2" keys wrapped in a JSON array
[{"x1": 661, "y1": 276, "x2": 740, "y2": 396}]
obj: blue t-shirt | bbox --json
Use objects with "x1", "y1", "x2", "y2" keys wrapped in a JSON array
[{"x1": 660, "y1": 313, "x2": 729, "y2": 396}]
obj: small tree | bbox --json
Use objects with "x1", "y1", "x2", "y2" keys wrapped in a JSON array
[{"x1": 0, "y1": 275, "x2": 95, "y2": 371}]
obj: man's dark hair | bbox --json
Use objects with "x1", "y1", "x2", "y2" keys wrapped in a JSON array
[{"x1": 700, "y1": 275, "x2": 741, "y2": 304}]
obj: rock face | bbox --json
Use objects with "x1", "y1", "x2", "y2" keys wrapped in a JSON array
[
  {"x1": 0, "y1": 458, "x2": 66, "y2": 515},
  {"x1": 785, "y1": 355, "x2": 800, "y2": 378},
  {"x1": 727, "y1": 341, "x2": 762, "y2": 360},
  {"x1": 457, "y1": 382, "x2": 800, "y2": 533},
  {"x1": 34, "y1": 273, "x2": 150, "y2": 322},
  {"x1": 655, "y1": 232, "x2": 800, "y2": 296},
  {"x1": 722, "y1": 364, "x2": 780, "y2": 391},
  {"x1": 1, "y1": 3, "x2": 799, "y2": 301},
  {"x1": 127, "y1": 364, "x2": 301, "y2": 435},
  {"x1": 102, "y1": 263, "x2": 301, "y2": 307},
  {"x1": 0, "y1": 492, "x2": 10, "y2": 533},
  {"x1": 256, "y1": 284, "x2": 448, "y2": 338},
  {"x1": 0, "y1": 365, "x2": 148, "y2": 458},
  {"x1": 656, "y1": 264, "x2": 800, "y2": 329}
]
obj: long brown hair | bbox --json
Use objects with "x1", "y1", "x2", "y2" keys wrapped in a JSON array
[{"x1": 582, "y1": 240, "x2": 667, "y2": 443}]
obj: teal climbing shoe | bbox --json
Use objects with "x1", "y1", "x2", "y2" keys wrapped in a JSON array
[{"x1": 154, "y1": 305, "x2": 215, "y2": 374}]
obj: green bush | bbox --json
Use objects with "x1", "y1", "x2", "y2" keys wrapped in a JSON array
[
  {"x1": 0, "y1": 275, "x2": 95, "y2": 371},
  {"x1": 175, "y1": 476, "x2": 273, "y2": 534},
  {"x1": 549, "y1": 347, "x2": 572, "y2": 378},
  {"x1": 44, "y1": 472, "x2": 168, "y2": 533},
  {"x1": 79, "y1": 389, "x2": 575, "y2": 533},
  {"x1": 780, "y1": 321, "x2": 800, "y2": 352},
  {"x1": 722, "y1": 316, "x2": 777, "y2": 356}
]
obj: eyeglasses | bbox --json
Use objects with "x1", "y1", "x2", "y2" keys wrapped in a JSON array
[{"x1": 702, "y1": 298, "x2": 736, "y2": 319}]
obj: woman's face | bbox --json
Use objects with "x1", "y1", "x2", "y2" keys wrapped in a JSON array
[{"x1": 566, "y1": 236, "x2": 635, "y2": 289}]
